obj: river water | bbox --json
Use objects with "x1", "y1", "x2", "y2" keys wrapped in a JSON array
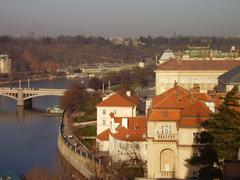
[{"x1": 0, "y1": 78, "x2": 85, "y2": 175}]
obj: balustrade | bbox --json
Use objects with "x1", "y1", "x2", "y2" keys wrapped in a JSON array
[
  {"x1": 155, "y1": 133, "x2": 178, "y2": 141},
  {"x1": 161, "y1": 171, "x2": 174, "y2": 177}
]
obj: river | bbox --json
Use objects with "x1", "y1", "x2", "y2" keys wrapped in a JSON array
[{"x1": 0, "y1": 78, "x2": 86, "y2": 176}]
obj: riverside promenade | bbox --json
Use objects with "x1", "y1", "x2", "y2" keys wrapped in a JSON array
[{"x1": 58, "y1": 112, "x2": 106, "y2": 179}]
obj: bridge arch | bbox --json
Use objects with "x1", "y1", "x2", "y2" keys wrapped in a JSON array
[
  {"x1": 0, "y1": 93, "x2": 18, "y2": 101},
  {"x1": 23, "y1": 94, "x2": 63, "y2": 101}
]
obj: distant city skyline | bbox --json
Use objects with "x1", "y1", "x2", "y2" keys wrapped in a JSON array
[{"x1": 0, "y1": 0, "x2": 240, "y2": 37}]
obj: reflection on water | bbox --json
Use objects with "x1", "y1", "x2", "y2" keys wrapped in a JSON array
[
  {"x1": 0, "y1": 79, "x2": 83, "y2": 175},
  {"x1": 0, "y1": 107, "x2": 59, "y2": 174},
  {"x1": 0, "y1": 107, "x2": 43, "y2": 122}
]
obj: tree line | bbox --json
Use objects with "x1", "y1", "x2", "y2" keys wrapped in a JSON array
[{"x1": 1, "y1": 35, "x2": 240, "y2": 74}]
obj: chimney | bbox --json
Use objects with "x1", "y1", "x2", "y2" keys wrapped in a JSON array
[
  {"x1": 122, "y1": 117, "x2": 128, "y2": 128},
  {"x1": 108, "y1": 80, "x2": 111, "y2": 90},
  {"x1": 126, "y1": 91, "x2": 131, "y2": 97}
]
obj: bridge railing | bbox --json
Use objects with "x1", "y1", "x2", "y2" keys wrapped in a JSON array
[{"x1": 0, "y1": 87, "x2": 66, "y2": 91}]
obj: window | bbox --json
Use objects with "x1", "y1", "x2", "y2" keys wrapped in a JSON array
[
  {"x1": 102, "y1": 119, "x2": 106, "y2": 125},
  {"x1": 102, "y1": 109, "x2": 106, "y2": 115},
  {"x1": 192, "y1": 171, "x2": 199, "y2": 177},
  {"x1": 193, "y1": 132, "x2": 199, "y2": 143},
  {"x1": 188, "y1": 78, "x2": 192, "y2": 83},
  {"x1": 162, "y1": 125, "x2": 171, "y2": 134},
  {"x1": 193, "y1": 152, "x2": 199, "y2": 157},
  {"x1": 207, "y1": 78, "x2": 211, "y2": 83},
  {"x1": 135, "y1": 144, "x2": 140, "y2": 150},
  {"x1": 180, "y1": 77, "x2": 185, "y2": 83},
  {"x1": 113, "y1": 109, "x2": 117, "y2": 115}
]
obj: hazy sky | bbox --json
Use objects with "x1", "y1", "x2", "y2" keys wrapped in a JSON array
[{"x1": 0, "y1": 0, "x2": 240, "y2": 37}]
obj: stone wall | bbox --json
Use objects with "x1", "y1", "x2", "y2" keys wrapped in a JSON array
[
  {"x1": 58, "y1": 137, "x2": 100, "y2": 179},
  {"x1": 58, "y1": 112, "x2": 103, "y2": 179}
]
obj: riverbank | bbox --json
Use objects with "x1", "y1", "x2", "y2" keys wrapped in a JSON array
[
  {"x1": 58, "y1": 112, "x2": 104, "y2": 179},
  {"x1": 0, "y1": 76, "x2": 65, "y2": 86}
]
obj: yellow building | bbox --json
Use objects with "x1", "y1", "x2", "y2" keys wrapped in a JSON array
[
  {"x1": 147, "y1": 85, "x2": 213, "y2": 179},
  {"x1": 155, "y1": 59, "x2": 240, "y2": 95}
]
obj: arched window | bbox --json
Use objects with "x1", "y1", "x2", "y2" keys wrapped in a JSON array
[{"x1": 160, "y1": 149, "x2": 174, "y2": 171}]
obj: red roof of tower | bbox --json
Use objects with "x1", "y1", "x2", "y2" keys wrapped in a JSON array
[{"x1": 96, "y1": 90, "x2": 139, "y2": 107}]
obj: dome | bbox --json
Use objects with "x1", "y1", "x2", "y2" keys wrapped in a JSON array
[{"x1": 159, "y1": 49, "x2": 175, "y2": 63}]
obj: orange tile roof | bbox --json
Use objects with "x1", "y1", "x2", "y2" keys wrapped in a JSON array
[
  {"x1": 178, "y1": 117, "x2": 208, "y2": 127},
  {"x1": 192, "y1": 92, "x2": 213, "y2": 102},
  {"x1": 96, "y1": 90, "x2": 139, "y2": 107},
  {"x1": 157, "y1": 59, "x2": 240, "y2": 71},
  {"x1": 110, "y1": 116, "x2": 147, "y2": 142},
  {"x1": 150, "y1": 85, "x2": 212, "y2": 127},
  {"x1": 149, "y1": 109, "x2": 181, "y2": 121},
  {"x1": 152, "y1": 85, "x2": 188, "y2": 107},
  {"x1": 110, "y1": 127, "x2": 146, "y2": 142},
  {"x1": 114, "y1": 116, "x2": 147, "y2": 129},
  {"x1": 152, "y1": 85, "x2": 194, "y2": 109},
  {"x1": 96, "y1": 129, "x2": 110, "y2": 141},
  {"x1": 181, "y1": 101, "x2": 212, "y2": 117}
]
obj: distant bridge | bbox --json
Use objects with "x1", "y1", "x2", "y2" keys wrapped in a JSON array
[{"x1": 0, "y1": 87, "x2": 66, "y2": 106}]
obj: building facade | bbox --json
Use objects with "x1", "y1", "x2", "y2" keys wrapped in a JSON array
[
  {"x1": 147, "y1": 85, "x2": 213, "y2": 179},
  {"x1": 0, "y1": 54, "x2": 11, "y2": 75},
  {"x1": 96, "y1": 113, "x2": 147, "y2": 163},
  {"x1": 96, "y1": 90, "x2": 139, "y2": 151},
  {"x1": 180, "y1": 45, "x2": 240, "y2": 61},
  {"x1": 155, "y1": 59, "x2": 240, "y2": 94},
  {"x1": 108, "y1": 116, "x2": 147, "y2": 163}
]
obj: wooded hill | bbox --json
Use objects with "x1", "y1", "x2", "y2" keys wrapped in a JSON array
[{"x1": 0, "y1": 35, "x2": 240, "y2": 72}]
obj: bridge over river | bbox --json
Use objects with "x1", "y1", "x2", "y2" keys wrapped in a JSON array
[{"x1": 0, "y1": 81, "x2": 66, "y2": 107}]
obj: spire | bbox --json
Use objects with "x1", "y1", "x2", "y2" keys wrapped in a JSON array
[
  {"x1": 108, "y1": 80, "x2": 111, "y2": 90},
  {"x1": 102, "y1": 82, "x2": 105, "y2": 93},
  {"x1": 174, "y1": 81, "x2": 179, "y2": 97},
  {"x1": 174, "y1": 81, "x2": 178, "y2": 87}
]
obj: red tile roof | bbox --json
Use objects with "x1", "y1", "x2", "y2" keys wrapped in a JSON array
[
  {"x1": 149, "y1": 109, "x2": 181, "y2": 121},
  {"x1": 110, "y1": 116, "x2": 147, "y2": 142},
  {"x1": 114, "y1": 116, "x2": 147, "y2": 129},
  {"x1": 150, "y1": 85, "x2": 212, "y2": 127},
  {"x1": 181, "y1": 101, "x2": 212, "y2": 117},
  {"x1": 96, "y1": 90, "x2": 139, "y2": 107},
  {"x1": 192, "y1": 92, "x2": 213, "y2": 102},
  {"x1": 152, "y1": 85, "x2": 194, "y2": 109},
  {"x1": 157, "y1": 59, "x2": 240, "y2": 71},
  {"x1": 178, "y1": 117, "x2": 208, "y2": 127},
  {"x1": 96, "y1": 129, "x2": 110, "y2": 141},
  {"x1": 110, "y1": 127, "x2": 147, "y2": 142}
]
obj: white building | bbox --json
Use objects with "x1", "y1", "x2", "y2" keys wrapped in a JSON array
[
  {"x1": 97, "y1": 114, "x2": 148, "y2": 163},
  {"x1": 0, "y1": 54, "x2": 11, "y2": 75},
  {"x1": 108, "y1": 116, "x2": 147, "y2": 163},
  {"x1": 96, "y1": 90, "x2": 139, "y2": 150}
]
